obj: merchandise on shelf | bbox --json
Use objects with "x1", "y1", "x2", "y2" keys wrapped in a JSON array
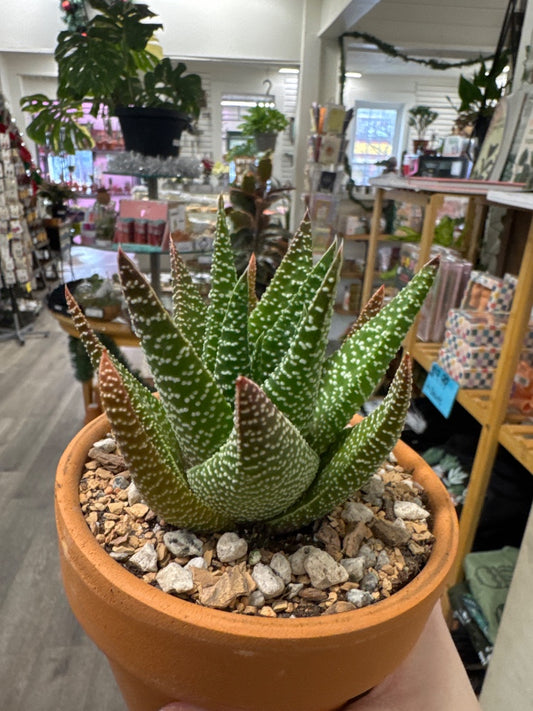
[
  {"x1": 445, "y1": 309, "x2": 533, "y2": 350},
  {"x1": 461, "y1": 270, "x2": 517, "y2": 313}
]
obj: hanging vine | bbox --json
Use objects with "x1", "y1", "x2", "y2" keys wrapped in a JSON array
[{"x1": 338, "y1": 31, "x2": 495, "y2": 104}]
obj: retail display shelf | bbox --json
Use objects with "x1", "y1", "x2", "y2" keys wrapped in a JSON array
[
  {"x1": 498, "y1": 424, "x2": 533, "y2": 474},
  {"x1": 411, "y1": 342, "x2": 491, "y2": 425},
  {"x1": 341, "y1": 233, "x2": 392, "y2": 242}
]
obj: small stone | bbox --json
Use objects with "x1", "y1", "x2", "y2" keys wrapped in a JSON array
[
  {"x1": 109, "y1": 546, "x2": 134, "y2": 562},
  {"x1": 156, "y1": 563, "x2": 194, "y2": 594},
  {"x1": 358, "y1": 543, "x2": 378, "y2": 567},
  {"x1": 370, "y1": 517, "x2": 411, "y2": 547},
  {"x1": 217, "y1": 532, "x2": 248, "y2": 563},
  {"x1": 248, "y1": 549, "x2": 262, "y2": 566},
  {"x1": 343, "y1": 521, "x2": 372, "y2": 557},
  {"x1": 93, "y1": 437, "x2": 116, "y2": 453},
  {"x1": 258, "y1": 606, "x2": 277, "y2": 618},
  {"x1": 289, "y1": 545, "x2": 315, "y2": 575},
  {"x1": 270, "y1": 552, "x2": 292, "y2": 584},
  {"x1": 198, "y1": 563, "x2": 251, "y2": 609},
  {"x1": 108, "y1": 502, "x2": 125, "y2": 514},
  {"x1": 127, "y1": 482, "x2": 142, "y2": 506},
  {"x1": 388, "y1": 451, "x2": 398, "y2": 464},
  {"x1": 304, "y1": 548, "x2": 349, "y2": 590},
  {"x1": 341, "y1": 556, "x2": 366, "y2": 582},
  {"x1": 299, "y1": 588, "x2": 328, "y2": 601},
  {"x1": 249, "y1": 590, "x2": 266, "y2": 608},
  {"x1": 360, "y1": 571, "x2": 379, "y2": 592},
  {"x1": 164, "y1": 530, "x2": 204, "y2": 557},
  {"x1": 127, "y1": 503, "x2": 149, "y2": 519},
  {"x1": 185, "y1": 556, "x2": 207, "y2": 570},
  {"x1": 252, "y1": 563, "x2": 286, "y2": 599},
  {"x1": 323, "y1": 601, "x2": 357, "y2": 615},
  {"x1": 346, "y1": 589, "x2": 374, "y2": 608},
  {"x1": 342, "y1": 501, "x2": 374, "y2": 525},
  {"x1": 393, "y1": 501, "x2": 430, "y2": 521},
  {"x1": 272, "y1": 600, "x2": 289, "y2": 613},
  {"x1": 315, "y1": 521, "x2": 341, "y2": 555},
  {"x1": 376, "y1": 550, "x2": 391, "y2": 570},
  {"x1": 361, "y1": 474, "x2": 385, "y2": 497},
  {"x1": 111, "y1": 475, "x2": 129, "y2": 490},
  {"x1": 286, "y1": 583, "x2": 304, "y2": 600},
  {"x1": 129, "y1": 542, "x2": 158, "y2": 573}
]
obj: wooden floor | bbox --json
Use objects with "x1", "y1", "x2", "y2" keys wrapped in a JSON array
[{"x1": 0, "y1": 304, "x2": 126, "y2": 709}]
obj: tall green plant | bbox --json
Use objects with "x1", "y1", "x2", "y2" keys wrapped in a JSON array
[
  {"x1": 20, "y1": 0, "x2": 203, "y2": 153},
  {"x1": 68, "y1": 200, "x2": 438, "y2": 533}
]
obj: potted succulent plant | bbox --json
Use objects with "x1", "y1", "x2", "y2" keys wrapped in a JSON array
[
  {"x1": 407, "y1": 105, "x2": 439, "y2": 154},
  {"x1": 55, "y1": 200, "x2": 458, "y2": 711},
  {"x1": 20, "y1": 0, "x2": 203, "y2": 157},
  {"x1": 238, "y1": 104, "x2": 290, "y2": 153}
]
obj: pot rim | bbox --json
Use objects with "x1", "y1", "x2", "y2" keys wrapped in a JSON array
[{"x1": 56, "y1": 413, "x2": 458, "y2": 642}]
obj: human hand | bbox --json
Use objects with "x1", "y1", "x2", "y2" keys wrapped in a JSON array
[{"x1": 160, "y1": 604, "x2": 480, "y2": 711}]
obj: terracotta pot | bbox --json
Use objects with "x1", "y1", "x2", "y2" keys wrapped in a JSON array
[{"x1": 55, "y1": 414, "x2": 458, "y2": 711}]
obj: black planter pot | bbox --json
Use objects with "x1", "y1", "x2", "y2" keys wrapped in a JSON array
[
  {"x1": 115, "y1": 107, "x2": 191, "y2": 158},
  {"x1": 254, "y1": 133, "x2": 277, "y2": 152}
]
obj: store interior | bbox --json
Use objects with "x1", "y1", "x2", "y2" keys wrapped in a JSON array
[{"x1": 1, "y1": 1, "x2": 533, "y2": 709}]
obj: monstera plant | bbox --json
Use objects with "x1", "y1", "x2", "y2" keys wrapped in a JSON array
[{"x1": 66, "y1": 198, "x2": 438, "y2": 534}]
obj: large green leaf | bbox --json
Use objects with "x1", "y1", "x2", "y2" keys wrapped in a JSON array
[
  {"x1": 98, "y1": 352, "x2": 231, "y2": 531},
  {"x1": 169, "y1": 240, "x2": 207, "y2": 356},
  {"x1": 311, "y1": 257, "x2": 438, "y2": 453},
  {"x1": 248, "y1": 213, "x2": 313, "y2": 345},
  {"x1": 213, "y1": 270, "x2": 251, "y2": 404},
  {"x1": 65, "y1": 286, "x2": 184, "y2": 464},
  {"x1": 262, "y1": 245, "x2": 342, "y2": 436},
  {"x1": 187, "y1": 377, "x2": 319, "y2": 521},
  {"x1": 252, "y1": 240, "x2": 337, "y2": 383},
  {"x1": 202, "y1": 197, "x2": 238, "y2": 373},
  {"x1": 118, "y1": 250, "x2": 233, "y2": 467},
  {"x1": 271, "y1": 354, "x2": 412, "y2": 531}
]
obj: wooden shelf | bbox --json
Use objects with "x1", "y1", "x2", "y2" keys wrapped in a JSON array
[
  {"x1": 342, "y1": 233, "x2": 393, "y2": 242},
  {"x1": 498, "y1": 424, "x2": 533, "y2": 473}
]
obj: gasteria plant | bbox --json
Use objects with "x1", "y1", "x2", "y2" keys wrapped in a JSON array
[{"x1": 67, "y1": 200, "x2": 438, "y2": 533}]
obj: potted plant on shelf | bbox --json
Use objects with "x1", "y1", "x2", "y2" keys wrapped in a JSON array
[
  {"x1": 20, "y1": 0, "x2": 203, "y2": 157},
  {"x1": 238, "y1": 104, "x2": 290, "y2": 153},
  {"x1": 408, "y1": 105, "x2": 439, "y2": 154},
  {"x1": 37, "y1": 180, "x2": 76, "y2": 218},
  {"x1": 56, "y1": 200, "x2": 458, "y2": 711}
]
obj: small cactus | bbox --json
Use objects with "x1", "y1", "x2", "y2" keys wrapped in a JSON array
[{"x1": 68, "y1": 199, "x2": 438, "y2": 533}]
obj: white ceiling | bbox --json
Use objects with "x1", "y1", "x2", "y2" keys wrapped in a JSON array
[{"x1": 341, "y1": 0, "x2": 512, "y2": 77}]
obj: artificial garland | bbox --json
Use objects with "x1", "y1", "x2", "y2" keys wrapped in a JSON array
[{"x1": 338, "y1": 31, "x2": 495, "y2": 103}]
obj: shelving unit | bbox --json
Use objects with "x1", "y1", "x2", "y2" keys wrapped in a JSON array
[{"x1": 363, "y1": 177, "x2": 533, "y2": 591}]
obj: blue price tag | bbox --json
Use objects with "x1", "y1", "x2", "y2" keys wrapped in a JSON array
[{"x1": 422, "y1": 362, "x2": 459, "y2": 418}]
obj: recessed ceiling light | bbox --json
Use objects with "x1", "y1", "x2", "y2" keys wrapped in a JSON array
[
  {"x1": 345, "y1": 72, "x2": 362, "y2": 79},
  {"x1": 278, "y1": 67, "x2": 299, "y2": 74}
]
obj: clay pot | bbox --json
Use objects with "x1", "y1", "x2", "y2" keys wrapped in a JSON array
[{"x1": 55, "y1": 415, "x2": 458, "y2": 711}]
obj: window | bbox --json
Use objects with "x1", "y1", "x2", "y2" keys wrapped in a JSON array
[{"x1": 350, "y1": 102, "x2": 403, "y2": 185}]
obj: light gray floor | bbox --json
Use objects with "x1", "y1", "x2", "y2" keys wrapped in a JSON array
[{"x1": 0, "y1": 265, "x2": 126, "y2": 709}]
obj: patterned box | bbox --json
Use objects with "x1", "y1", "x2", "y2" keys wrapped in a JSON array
[
  {"x1": 439, "y1": 331, "x2": 501, "y2": 369},
  {"x1": 445, "y1": 309, "x2": 533, "y2": 349},
  {"x1": 437, "y1": 348, "x2": 495, "y2": 389}
]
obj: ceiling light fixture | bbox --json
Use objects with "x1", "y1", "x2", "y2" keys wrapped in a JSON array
[
  {"x1": 278, "y1": 67, "x2": 299, "y2": 74},
  {"x1": 345, "y1": 71, "x2": 362, "y2": 79}
]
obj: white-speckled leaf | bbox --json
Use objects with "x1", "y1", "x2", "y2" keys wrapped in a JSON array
[
  {"x1": 170, "y1": 240, "x2": 207, "y2": 355},
  {"x1": 343, "y1": 285, "x2": 385, "y2": 342},
  {"x1": 311, "y1": 257, "x2": 439, "y2": 453},
  {"x1": 261, "y1": 245, "x2": 342, "y2": 436},
  {"x1": 202, "y1": 196, "x2": 237, "y2": 372},
  {"x1": 186, "y1": 376, "x2": 319, "y2": 521},
  {"x1": 118, "y1": 250, "x2": 233, "y2": 467},
  {"x1": 253, "y1": 240, "x2": 337, "y2": 384},
  {"x1": 271, "y1": 354, "x2": 412, "y2": 531},
  {"x1": 213, "y1": 270, "x2": 250, "y2": 404},
  {"x1": 248, "y1": 213, "x2": 313, "y2": 346},
  {"x1": 66, "y1": 286, "x2": 183, "y2": 463},
  {"x1": 98, "y1": 352, "x2": 232, "y2": 531}
]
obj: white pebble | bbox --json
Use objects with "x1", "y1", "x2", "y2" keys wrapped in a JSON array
[
  {"x1": 394, "y1": 501, "x2": 430, "y2": 520},
  {"x1": 156, "y1": 563, "x2": 194, "y2": 593},
  {"x1": 216, "y1": 532, "x2": 248, "y2": 563}
]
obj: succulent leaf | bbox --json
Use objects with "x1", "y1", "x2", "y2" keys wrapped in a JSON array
[
  {"x1": 270, "y1": 354, "x2": 412, "y2": 531},
  {"x1": 343, "y1": 285, "x2": 385, "y2": 341},
  {"x1": 247, "y1": 253, "x2": 258, "y2": 312},
  {"x1": 252, "y1": 240, "x2": 337, "y2": 383},
  {"x1": 65, "y1": 286, "x2": 183, "y2": 460},
  {"x1": 170, "y1": 239, "x2": 207, "y2": 355},
  {"x1": 118, "y1": 249, "x2": 233, "y2": 467},
  {"x1": 213, "y1": 270, "x2": 251, "y2": 404},
  {"x1": 248, "y1": 213, "x2": 313, "y2": 346},
  {"x1": 187, "y1": 376, "x2": 319, "y2": 521},
  {"x1": 98, "y1": 352, "x2": 232, "y2": 531},
  {"x1": 311, "y1": 257, "x2": 438, "y2": 453},
  {"x1": 202, "y1": 196, "x2": 238, "y2": 372},
  {"x1": 262, "y1": 245, "x2": 342, "y2": 436}
]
